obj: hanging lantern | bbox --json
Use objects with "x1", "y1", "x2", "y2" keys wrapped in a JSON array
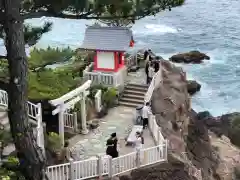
[{"x1": 129, "y1": 40, "x2": 134, "y2": 47}]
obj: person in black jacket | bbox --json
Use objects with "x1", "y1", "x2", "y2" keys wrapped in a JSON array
[
  {"x1": 154, "y1": 56, "x2": 161, "y2": 72},
  {"x1": 106, "y1": 139, "x2": 115, "y2": 158},
  {"x1": 145, "y1": 61, "x2": 149, "y2": 84},
  {"x1": 110, "y1": 133, "x2": 119, "y2": 158},
  {"x1": 143, "y1": 50, "x2": 149, "y2": 60}
]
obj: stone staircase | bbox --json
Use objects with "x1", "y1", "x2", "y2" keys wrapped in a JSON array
[{"x1": 119, "y1": 83, "x2": 148, "y2": 108}]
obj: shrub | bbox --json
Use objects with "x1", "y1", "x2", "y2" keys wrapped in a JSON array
[
  {"x1": 102, "y1": 88, "x2": 118, "y2": 108},
  {"x1": 29, "y1": 47, "x2": 74, "y2": 70},
  {"x1": 6, "y1": 156, "x2": 19, "y2": 166},
  {"x1": 28, "y1": 68, "x2": 79, "y2": 100},
  {"x1": 88, "y1": 84, "x2": 108, "y2": 100},
  {"x1": 229, "y1": 117, "x2": 240, "y2": 147},
  {"x1": 46, "y1": 132, "x2": 62, "y2": 153}
]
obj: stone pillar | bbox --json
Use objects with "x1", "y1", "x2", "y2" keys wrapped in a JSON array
[
  {"x1": 59, "y1": 103, "x2": 65, "y2": 146},
  {"x1": 81, "y1": 94, "x2": 88, "y2": 134}
]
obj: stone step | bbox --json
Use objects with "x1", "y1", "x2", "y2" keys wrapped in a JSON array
[
  {"x1": 120, "y1": 97, "x2": 144, "y2": 105},
  {"x1": 124, "y1": 89, "x2": 146, "y2": 96},
  {"x1": 127, "y1": 83, "x2": 148, "y2": 89},
  {"x1": 125, "y1": 85, "x2": 148, "y2": 93},
  {"x1": 122, "y1": 93, "x2": 144, "y2": 101},
  {"x1": 119, "y1": 101, "x2": 142, "y2": 108}
]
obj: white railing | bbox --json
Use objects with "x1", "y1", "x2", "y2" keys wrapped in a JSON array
[
  {"x1": 125, "y1": 54, "x2": 137, "y2": 68},
  {"x1": 115, "y1": 66, "x2": 127, "y2": 86},
  {"x1": 47, "y1": 143, "x2": 168, "y2": 180},
  {"x1": 140, "y1": 142, "x2": 167, "y2": 167},
  {"x1": 64, "y1": 112, "x2": 78, "y2": 131},
  {"x1": 72, "y1": 158, "x2": 99, "y2": 179},
  {"x1": 47, "y1": 162, "x2": 70, "y2": 180},
  {"x1": 27, "y1": 101, "x2": 40, "y2": 120},
  {"x1": 148, "y1": 114, "x2": 164, "y2": 145},
  {"x1": 94, "y1": 89, "x2": 102, "y2": 113},
  {"x1": 144, "y1": 64, "x2": 162, "y2": 103},
  {"x1": 0, "y1": 89, "x2": 8, "y2": 108},
  {"x1": 84, "y1": 71, "x2": 115, "y2": 86},
  {"x1": 112, "y1": 152, "x2": 137, "y2": 176},
  {"x1": 83, "y1": 65, "x2": 127, "y2": 89},
  {"x1": 0, "y1": 89, "x2": 45, "y2": 152},
  {"x1": 125, "y1": 52, "x2": 144, "y2": 69}
]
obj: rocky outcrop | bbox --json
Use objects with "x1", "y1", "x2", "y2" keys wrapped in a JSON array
[
  {"x1": 187, "y1": 80, "x2": 201, "y2": 95},
  {"x1": 121, "y1": 155, "x2": 197, "y2": 180},
  {"x1": 196, "y1": 111, "x2": 240, "y2": 145},
  {"x1": 186, "y1": 110, "x2": 220, "y2": 180},
  {"x1": 170, "y1": 51, "x2": 210, "y2": 64}
]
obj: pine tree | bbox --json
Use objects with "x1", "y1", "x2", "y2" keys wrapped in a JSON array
[{"x1": 0, "y1": 0, "x2": 185, "y2": 179}]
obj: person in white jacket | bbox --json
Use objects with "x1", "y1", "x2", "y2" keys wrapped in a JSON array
[
  {"x1": 148, "y1": 63, "x2": 155, "y2": 84},
  {"x1": 142, "y1": 102, "x2": 150, "y2": 129}
]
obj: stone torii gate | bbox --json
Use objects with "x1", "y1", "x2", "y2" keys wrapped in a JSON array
[{"x1": 49, "y1": 80, "x2": 92, "y2": 145}]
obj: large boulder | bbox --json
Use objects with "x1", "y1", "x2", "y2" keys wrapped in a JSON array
[
  {"x1": 187, "y1": 80, "x2": 201, "y2": 95},
  {"x1": 170, "y1": 51, "x2": 210, "y2": 64}
]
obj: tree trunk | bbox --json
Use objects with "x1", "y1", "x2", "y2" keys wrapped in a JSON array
[{"x1": 2, "y1": 0, "x2": 47, "y2": 179}]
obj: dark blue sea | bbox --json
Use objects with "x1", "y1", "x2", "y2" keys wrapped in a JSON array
[{"x1": 1, "y1": 0, "x2": 239, "y2": 116}]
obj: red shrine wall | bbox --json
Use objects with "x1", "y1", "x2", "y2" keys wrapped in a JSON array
[{"x1": 94, "y1": 51, "x2": 125, "y2": 72}]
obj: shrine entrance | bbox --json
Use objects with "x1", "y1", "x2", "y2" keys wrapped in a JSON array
[{"x1": 49, "y1": 80, "x2": 92, "y2": 145}]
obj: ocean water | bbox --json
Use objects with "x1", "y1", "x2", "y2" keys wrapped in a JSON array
[{"x1": 1, "y1": 0, "x2": 240, "y2": 116}]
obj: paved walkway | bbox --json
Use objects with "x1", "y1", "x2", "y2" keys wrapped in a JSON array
[
  {"x1": 69, "y1": 106, "x2": 155, "y2": 160},
  {"x1": 126, "y1": 68, "x2": 146, "y2": 85}
]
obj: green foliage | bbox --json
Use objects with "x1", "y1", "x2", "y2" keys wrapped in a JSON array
[
  {"x1": 29, "y1": 47, "x2": 74, "y2": 70},
  {"x1": 88, "y1": 84, "x2": 108, "y2": 100},
  {"x1": 46, "y1": 132, "x2": 62, "y2": 153},
  {"x1": 24, "y1": 22, "x2": 53, "y2": 46},
  {"x1": 102, "y1": 87, "x2": 118, "y2": 108},
  {"x1": 0, "y1": 59, "x2": 9, "y2": 79},
  {"x1": 0, "y1": 129, "x2": 13, "y2": 147},
  {"x1": 0, "y1": 156, "x2": 25, "y2": 180},
  {"x1": 0, "y1": 22, "x2": 52, "y2": 46},
  {"x1": 6, "y1": 156, "x2": 20, "y2": 166},
  {"x1": 28, "y1": 68, "x2": 79, "y2": 100},
  {"x1": 229, "y1": 117, "x2": 240, "y2": 147},
  {"x1": 20, "y1": 0, "x2": 185, "y2": 27}
]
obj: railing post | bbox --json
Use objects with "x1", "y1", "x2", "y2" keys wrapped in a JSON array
[
  {"x1": 73, "y1": 112, "x2": 78, "y2": 133},
  {"x1": 108, "y1": 156, "x2": 113, "y2": 178},
  {"x1": 157, "y1": 127, "x2": 161, "y2": 145},
  {"x1": 69, "y1": 158, "x2": 75, "y2": 180},
  {"x1": 97, "y1": 72, "x2": 101, "y2": 84},
  {"x1": 97, "y1": 155, "x2": 103, "y2": 179},
  {"x1": 165, "y1": 140, "x2": 168, "y2": 161},
  {"x1": 136, "y1": 149, "x2": 141, "y2": 168}
]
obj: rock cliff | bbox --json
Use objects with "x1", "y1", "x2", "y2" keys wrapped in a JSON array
[{"x1": 146, "y1": 59, "x2": 238, "y2": 179}]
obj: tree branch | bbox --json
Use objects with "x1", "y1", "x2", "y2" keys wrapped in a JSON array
[{"x1": 22, "y1": 10, "x2": 96, "y2": 20}]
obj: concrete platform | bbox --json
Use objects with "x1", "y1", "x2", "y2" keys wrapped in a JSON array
[{"x1": 69, "y1": 106, "x2": 155, "y2": 160}]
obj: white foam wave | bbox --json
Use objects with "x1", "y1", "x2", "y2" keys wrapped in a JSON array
[
  {"x1": 144, "y1": 24, "x2": 178, "y2": 34},
  {"x1": 133, "y1": 24, "x2": 178, "y2": 35}
]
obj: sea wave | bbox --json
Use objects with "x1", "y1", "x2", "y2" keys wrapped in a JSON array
[{"x1": 133, "y1": 24, "x2": 179, "y2": 35}]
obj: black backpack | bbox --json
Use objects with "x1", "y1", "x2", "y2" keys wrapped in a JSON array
[{"x1": 141, "y1": 137, "x2": 144, "y2": 144}]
